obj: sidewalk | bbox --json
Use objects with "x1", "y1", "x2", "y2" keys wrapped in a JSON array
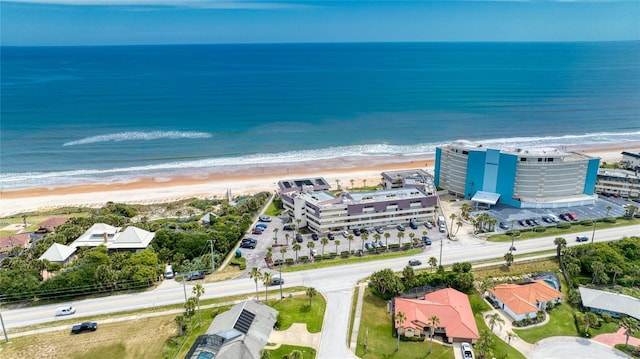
[
  {"x1": 266, "y1": 323, "x2": 321, "y2": 350},
  {"x1": 481, "y1": 306, "x2": 536, "y2": 357},
  {"x1": 348, "y1": 282, "x2": 367, "y2": 352},
  {"x1": 593, "y1": 327, "x2": 640, "y2": 348}
]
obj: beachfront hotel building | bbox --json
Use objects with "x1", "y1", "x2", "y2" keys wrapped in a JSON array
[
  {"x1": 434, "y1": 140, "x2": 600, "y2": 208},
  {"x1": 595, "y1": 169, "x2": 640, "y2": 198},
  {"x1": 277, "y1": 176, "x2": 437, "y2": 233}
]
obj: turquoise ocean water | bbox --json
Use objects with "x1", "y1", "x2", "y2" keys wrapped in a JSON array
[{"x1": 1, "y1": 42, "x2": 639, "y2": 190}]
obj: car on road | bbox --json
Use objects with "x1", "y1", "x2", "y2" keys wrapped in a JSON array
[
  {"x1": 408, "y1": 259, "x2": 422, "y2": 266},
  {"x1": 271, "y1": 277, "x2": 284, "y2": 286},
  {"x1": 375, "y1": 227, "x2": 385, "y2": 234},
  {"x1": 422, "y1": 236, "x2": 432, "y2": 245},
  {"x1": 576, "y1": 236, "x2": 589, "y2": 242},
  {"x1": 71, "y1": 322, "x2": 97, "y2": 334},
  {"x1": 186, "y1": 271, "x2": 205, "y2": 281},
  {"x1": 409, "y1": 221, "x2": 419, "y2": 230},
  {"x1": 461, "y1": 342, "x2": 474, "y2": 358},
  {"x1": 396, "y1": 224, "x2": 405, "y2": 231},
  {"x1": 311, "y1": 233, "x2": 319, "y2": 241},
  {"x1": 56, "y1": 306, "x2": 76, "y2": 317},
  {"x1": 258, "y1": 216, "x2": 272, "y2": 222}
]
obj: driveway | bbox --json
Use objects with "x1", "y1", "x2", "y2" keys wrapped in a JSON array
[{"x1": 530, "y1": 337, "x2": 629, "y2": 359}]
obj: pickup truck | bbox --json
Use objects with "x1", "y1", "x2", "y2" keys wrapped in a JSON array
[{"x1": 71, "y1": 322, "x2": 97, "y2": 334}]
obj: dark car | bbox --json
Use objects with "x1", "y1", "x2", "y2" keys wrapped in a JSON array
[
  {"x1": 327, "y1": 233, "x2": 335, "y2": 240},
  {"x1": 518, "y1": 219, "x2": 527, "y2": 226},
  {"x1": 252, "y1": 227, "x2": 264, "y2": 234},
  {"x1": 255, "y1": 223, "x2": 268, "y2": 229},
  {"x1": 71, "y1": 322, "x2": 98, "y2": 334},
  {"x1": 311, "y1": 233, "x2": 319, "y2": 241},
  {"x1": 353, "y1": 228, "x2": 361, "y2": 236},
  {"x1": 295, "y1": 233, "x2": 303, "y2": 243},
  {"x1": 542, "y1": 216, "x2": 553, "y2": 223},
  {"x1": 499, "y1": 222, "x2": 509, "y2": 230},
  {"x1": 525, "y1": 219, "x2": 534, "y2": 226},
  {"x1": 409, "y1": 222, "x2": 419, "y2": 230},
  {"x1": 187, "y1": 271, "x2": 205, "y2": 281},
  {"x1": 396, "y1": 224, "x2": 405, "y2": 231},
  {"x1": 271, "y1": 277, "x2": 284, "y2": 286},
  {"x1": 283, "y1": 224, "x2": 294, "y2": 231},
  {"x1": 241, "y1": 238, "x2": 257, "y2": 249},
  {"x1": 576, "y1": 236, "x2": 589, "y2": 242},
  {"x1": 531, "y1": 218, "x2": 540, "y2": 226},
  {"x1": 408, "y1": 259, "x2": 422, "y2": 266},
  {"x1": 361, "y1": 228, "x2": 370, "y2": 234},
  {"x1": 422, "y1": 236, "x2": 432, "y2": 245},
  {"x1": 559, "y1": 213, "x2": 569, "y2": 221},
  {"x1": 258, "y1": 215, "x2": 272, "y2": 222}
]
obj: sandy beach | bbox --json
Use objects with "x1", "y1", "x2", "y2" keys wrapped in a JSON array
[{"x1": 0, "y1": 142, "x2": 637, "y2": 217}]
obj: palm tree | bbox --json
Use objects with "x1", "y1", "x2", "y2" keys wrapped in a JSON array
[
  {"x1": 554, "y1": 237, "x2": 567, "y2": 264},
  {"x1": 428, "y1": 315, "x2": 440, "y2": 354},
  {"x1": 408, "y1": 232, "x2": 415, "y2": 247},
  {"x1": 285, "y1": 233, "x2": 290, "y2": 246},
  {"x1": 295, "y1": 219, "x2": 302, "y2": 235},
  {"x1": 273, "y1": 227, "x2": 279, "y2": 244},
  {"x1": 605, "y1": 205, "x2": 612, "y2": 217},
  {"x1": 288, "y1": 350, "x2": 304, "y2": 359},
  {"x1": 185, "y1": 297, "x2": 198, "y2": 317},
  {"x1": 334, "y1": 239, "x2": 341, "y2": 254},
  {"x1": 581, "y1": 312, "x2": 599, "y2": 335},
  {"x1": 504, "y1": 252, "x2": 514, "y2": 267},
  {"x1": 610, "y1": 265, "x2": 623, "y2": 285},
  {"x1": 335, "y1": 179, "x2": 341, "y2": 190},
  {"x1": 479, "y1": 278, "x2": 495, "y2": 297},
  {"x1": 505, "y1": 331, "x2": 517, "y2": 357},
  {"x1": 292, "y1": 243, "x2": 301, "y2": 262},
  {"x1": 174, "y1": 314, "x2": 187, "y2": 336},
  {"x1": 249, "y1": 267, "x2": 262, "y2": 300},
  {"x1": 307, "y1": 241, "x2": 315, "y2": 257},
  {"x1": 428, "y1": 257, "x2": 438, "y2": 272},
  {"x1": 350, "y1": 179, "x2": 355, "y2": 189},
  {"x1": 397, "y1": 231, "x2": 404, "y2": 248},
  {"x1": 384, "y1": 232, "x2": 391, "y2": 249},
  {"x1": 591, "y1": 261, "x2": 607, "y2": 284},
  {"x1": 306, "y1": 286, "x2": 317, "y2": 307},
  {"x1": 625, "y1": 204, "x2": 638, "y2": 217},
  {"x1": 449, "y1": 213, "x2": 457, "y2": 234},
  {"x1": 262, "y1": 271, "x2": 273, "y2": 302},
  {"x1": 192, "y1": 283, "x2": 205, "y2": 326},
  {"x1": 22, "y1": 214, "x2": 27, "y2": 228},
  {"x1": 318, "y1": 237, "x2": 327, "y2": 257},
  {"x1": 395, "y1": 311, "x2": 406, "y2": 351},
  {"x1": 620, "y1": 317, "x2": 639, "y2": 349},
  {"x1": 348, "y1": 234, "x2": 354, "y2": 253},
  {"x1": 477, "y1": 329, "x2": 494, "y2": 358},
  {"x1": 279, "y1": 247, "x2": 287, "y2": 299},
  {"x1": 486, "y1": 312, "x2": 505, "y2": 333},
  {"x1": 461, "y1": 203, "x2": 470, "y2": 220},
  {"x1": 455, "y1": 220, "x2": 463, "y2": 235},
  {"x1": 630, "y1": 264, "x2": 640, "y2": 287},
  {"x1": 363, "y1": 179, "x2": 367, "y2": 188}
]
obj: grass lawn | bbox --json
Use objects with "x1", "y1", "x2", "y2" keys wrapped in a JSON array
[
  {"x1": 486, "y1": 218, "x2": 638, "y2": 242},
  {"x1": 0, "y1": 315, "x2": 176, "y2": 359},
  {"x1": 263, "y1": 202, "x2": 282, "y2": 217},
  {"x1": 267, "y1": 344, "x2": 316, "y2": 359},
  {"x1": 514, "y1": 301, "x2": 578, "y2": 343},
  {"x1": 355, "y1": 288, "x2": 453, "y2": 359},
  {"x1": 268, "y1": 294, "x2": 326, "y2": 333},
  {"x1": 472, "y1": 257, "x2": 559, "y2": 278},
  {"x1": 614, "y1": 344, "x2": 640, "y2": 358},
  {"x1": 282, "y1": 248, "x2": 423, "y2": 272},
  {"x1": 468, "y1": 294, "x2": 527, "y2": 359}
]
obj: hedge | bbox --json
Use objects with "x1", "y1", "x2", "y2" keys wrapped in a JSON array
[{"x1": 230, "y1": 257, "x2": 246, "y2": 270}]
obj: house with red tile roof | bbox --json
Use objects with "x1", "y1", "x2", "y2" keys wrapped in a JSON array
[
  {"x1": 37, "y1": 216, "x2": 69, "y2": 231},
  {"x1": 487, "y1": 280, "x2": 563, "y2": 321},
  {"x1": 0, "y1": 233, "x2": 31, "y2": 253},
  {"x1": 393, "y1": 288, "x2": 479, "y2": 344}
]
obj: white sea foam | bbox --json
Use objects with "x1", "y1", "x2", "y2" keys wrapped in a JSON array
[
  {"x1": 63, "y1": 131, "x2": 212, "y2": 146},
  {"x1": 4, "y1": 131, "x2": 640, "y2": 190}
]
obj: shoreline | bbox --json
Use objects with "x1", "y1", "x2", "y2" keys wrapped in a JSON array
[{"x1": 0, "y1": 142, "x2": 637, "y2": 217}]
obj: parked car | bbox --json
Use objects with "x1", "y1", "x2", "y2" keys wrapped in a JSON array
[
  {"x1": 396, "y1": 224, "x2": 405, "y2": 231},
  {"x1": 375, "y1": 227, "x2": 385, "y2": 234},
  {"x1": 328, "y1": 233, "x2": 335, "y2": 240},
  {"x1": 576, "y1": 236, "x2": 589, "y2": 242},
  {"x1": 422, "y1": 236, "x2": 432, "y2": 245},
  {"x1": 240, "y1": 241, "x2": 256, "y2": 249},
  {"x1": 283, "y1": 224, "x2": 294, "y2": 231},
  {"x1": 271, "y1": 277, "x2": 284, "y2": 286},
  {"x1": 525, "y1": 219, "x2": 534, "y2": 226},
  {"x1": 518, "y1": 219, "x2": 528, "y2": 226},
  {"x1": 252, "y1": 227, "x2": 264, "y2": 234},
  {"x1": 56, "y1": 306, "x2": 76, "y2": 317},
  {"x1": 353, "y1": 229, "x2": 361, "y2": 236},
  {"x1": 295, "y1": 233, "x2": 303, "y2": 243},
  {"x1": 409, "y1": 221, "x2": 419, "y2": 230},
  {"x1": 499, "y1": 222, "x2": 509, "y2": 230},
  {"x1": 35, "y1": 227, "x2": 49, "y2": 234},
  {"x1": 378, "y1": 240, "x2": 385, "y2": 248},
  {"x1": 71, "y1": 322, "x2": 97, "y2": 334},
  {"x1": 255, "y1": 223, "x2": 268, "y2": 229},
  {"x1": 371, "y1": 241, "x2": 378, "y2": 248},
  {"x1": 361, "y1": 228, "x2": 370, "y2": 234},
  {"x1": 559, "y1": 213, "x2": 569, "y2": 221},
  {"x1": 365, "y1": 242, "x2": 372, "y2": 250},
  {"x1": 438, "y1": 224, "x2": 446, "y2": 233},
  {"x1": 542, "y1": 216, "x2": 553, "y2": 223},
  {"x1": 342, "y1": 231, "x2": 349, "y2": 238},
  {"x1": 566, "y1": 212, "x2": 578, "y2": 221},
  {"x1": 461, "y1": 342, "x2": 474, "y2": 358},
  {"x1": 311, "y1": 233, "x2": 319, "y2": 241},
  {"x1": 408, "y1": 259, "x2": 422, "y2": 266},
  {"x1": 187, "y1": 271, "x2": 205, "y2": 281},
  {"x1": 531, "y1": 218, "x2": 540, "y2": 225},
  {"x1": 310, "y1": 249, "x2": 317, "y2": 256},
  {"x1": 258, "y1": 215, "x2": 272, "y2": 222},
  {"x1": 425, "y1": 222, "x2": 433, "y2": 229}
]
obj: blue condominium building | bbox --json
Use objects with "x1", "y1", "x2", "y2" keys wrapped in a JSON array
[{"x1": 435, "y1": 141, "x2": 600, "y2": 208}]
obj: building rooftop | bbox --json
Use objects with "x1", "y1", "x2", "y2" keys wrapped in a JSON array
[
  {"x1": 489, "y1": 280, "x2": 563, "y2": 315},
  {"x1": 579, "y1": 287, "x2": 640, "y2": 320},
  {"x1": 39, "y1": 243, "x2": 76, "y2": 263},
  {"x1": 622, "y1": 151, "x2": 640, "y2": 159},
  {"x1": 444, "y1": 140, "x2": 596, "y2": 161},
  {"x1": 278, "y1": 177, "x2": 331, "y2": 193}
]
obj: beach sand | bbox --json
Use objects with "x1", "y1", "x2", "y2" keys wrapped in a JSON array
[{"x1": 0, "y1": 143, "x2": 637, "y2": 217}]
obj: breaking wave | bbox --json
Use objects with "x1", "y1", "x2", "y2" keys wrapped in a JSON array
[{"x1": 63, "y1": 131, "x2": 212, "y2": 146}]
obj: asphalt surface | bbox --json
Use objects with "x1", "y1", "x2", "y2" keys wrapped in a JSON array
[{"x1": 529, "y1": 337, "x2": 630, "y2": 359}]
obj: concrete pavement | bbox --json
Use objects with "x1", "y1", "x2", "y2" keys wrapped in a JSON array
[{"x1": 266, "y1": 323, "x2": 321, "y2": 350}]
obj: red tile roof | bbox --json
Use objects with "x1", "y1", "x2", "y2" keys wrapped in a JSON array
[
  {"x1": 38, "y1": 216, "x2": 69, "y2": 228},
  {"x1": 488, "y1": 280, "x2": 563, "y2": 315},
  {"x1": 0, "y1": 233, "x2": 31, "y2": 251},
  {"x1": 395, "y1": 288, "x2": 479, "y2": 340}
]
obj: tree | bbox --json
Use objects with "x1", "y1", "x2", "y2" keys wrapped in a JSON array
[
  {"x1": 479, "y1": 278, "x2": 495, "y2": 297},
  {"x1": 334, "y1": 239, "x2": 341, "y2": 254},
  {"x1": 477, "y1": 329, "x2": 494, "y2": 359},
  {"x1": 486, "y1": 312, "x2": 505, "y2": 333},
  {"x1": 370, "y1": 268, "x2": 405, "y2": 298},
  {"x1": 306, "y1": 287, "x2": 317, "y2": 307},
  {"x1": 292, "y1": 243, "x2": 301, "y2": 262},
  {"x1": 620, "y1": 317, "x2": 639, "y2": 349},
  {"x1": 428, "y1": 256, "x2": 438, "y2": 272},
  {"x1": 284, "y1": 233, "x2": 290, "y2": 245},
  {"x1": 455, "y1": 220, "x2": 463, "y2": 235},
  {"x1": 320, "y1": 237, "x2": 329, "y2": 257},
  {"x1": 504, "y1": 252, "x2": 514, "y2": 267},
  {"x1": 273, "y1": 227, "x2": 279, "y2": 244},
  {"x1": 590, "y1": 261, "x2": 608, "y2": 284},
  {"x1": 630, "y1": 264, "x2": 640, "y2": 287},
  {"x1": 610, "y1": 265, "x2": 623, "y2": 285},
  {"x1": 175, "y1": 314, "x2": 187, "y2": 336},
  {"x1": 402, "y1": 265, "x2": 416, "y2": 289},
  {"x1": 429, "y1": 315, "x2": 440, "y2": 354},
  {"x1": 397, "y1": 231, "x2": 404, "y2": 248},
  {"x1": 384, "y1": 232, "x2": 391, "y2": 249},
  {"x1": 395, "y1": 311, "x2": 406, "y2": 351},
  {"x1": 348, "y1": 234, "x2": 354, "y2": 253},
  {"x1": 262, "y1": 271, "x2": 273, "y2": 301},
  {"x1": 185, "y1": 296, "x2": 198, "y2": 317},
  {"x1": 260, "y1": 350, "x2": 271, "y2": 359},
  {"x1": 350, "y1": 179, "x2": 355, "y2": 189},
  {"x1": 307, "y1": 241, "x2": 315, "y2": 257},
  {"x1": 605, "y1": 205, "x2": 612, "y2": 217},
  {"x1": 249, "y1": 267, "x2": 262, "y2": 300},
  {"x1": 289, "y1": 350, "x2": 304, "y2": 359},
  {"x1": 505, "y1": 331, "x2": 517, "y2": 357},
  {"x1": 554, "y1": 237, "x2": 566, "y2": 264},
  {"x1": 192, "y1": 283, "x2": 205, "y2": 326},
  {"x1": 449, "y1": 213, "x2": 457, "y2": 234},
  {"x1": 581, "y1": 312, "x2": 599, "y2": 335}
]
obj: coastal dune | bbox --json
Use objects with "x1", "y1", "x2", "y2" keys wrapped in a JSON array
[{"x1": 0, "y1": 143, "x2": 635, "y2": 217}]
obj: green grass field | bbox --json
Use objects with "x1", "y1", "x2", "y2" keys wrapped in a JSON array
[
  {"x1": 267, "y1": 344, "x2": 316, "y2": 359},
  {"x1": 268, "y1": 294, "x2": 326, "y2": 333}
]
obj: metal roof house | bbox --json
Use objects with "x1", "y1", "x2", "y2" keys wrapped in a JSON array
[
  {"x1": 185, "y1": 299, "x2": 278, "y2": 359},
  {"x1": 579, "y1": 287, "x2": 640, "y2": 320},
  {"x1": 38, "y1": 243, "x2": 76, "y2": 266}
]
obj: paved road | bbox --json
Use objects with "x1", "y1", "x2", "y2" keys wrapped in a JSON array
[
  {"x1": 529, "y1": 337, "x2": 629, "y2": 359},
  {"x1": 2, "y1": 225, "x2": 638, "y2": 359}
]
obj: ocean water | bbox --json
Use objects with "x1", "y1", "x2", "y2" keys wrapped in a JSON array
[{"x1": 1, "y1": 42, "x2": 639, "y2": 190}]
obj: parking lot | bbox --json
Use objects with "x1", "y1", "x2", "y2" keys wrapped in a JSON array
[{"x1": 474, "y1": 197, "x2": 633, "y2": 233}]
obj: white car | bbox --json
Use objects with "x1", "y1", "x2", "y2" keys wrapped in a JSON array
[
  {"x1": 341, "y1": 231, "x2": 349, "y2": 238},
  {"x1": 461, "y1": 342, "x2": 474, "y2": 358},
  {"x1": 56, "y1": 306, "x2": 76, "y2": 317}
]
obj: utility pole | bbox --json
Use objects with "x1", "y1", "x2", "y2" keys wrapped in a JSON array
[
  {"x1": 182, "y1": 277, "x2": 188, "y2": 303},
  {"x1": 591, "y1": 220, "x2": 597, "y2": 244},
  {"x1": 0, "y1": 311, "x2": 9, "y2": 343},
  {"x1": 209, "y1": 240, "x2": 215, "y2": 273}
]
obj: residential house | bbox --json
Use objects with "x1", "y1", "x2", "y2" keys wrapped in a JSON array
[
  {"x1": 0, "y1": 233, "x2": 31, "y2": 253},
  {"x1": 621, "y1": 151, "x2": 640, "y2": 171},
  {"x1": 487, "y1": 280, "x2": 563, "y2": 321},
  {"x1": 70, "y1": 223, "x2": 154, "y2": 252},
  {"x1": 185, "y1": 299, "x2": 278, "y2": 359},
  {"x1": 37, "y1": 216, "x2": 69, "y2": 232},
  {"x1": 38, "y1": 243, "x2": 77, "y2": 266},
  {"x1": 393, "y1": 288, "x2": 479, "y2": 344},
  {"x1": 579, "y1": 287, "x2": 640, "y2": 320}
]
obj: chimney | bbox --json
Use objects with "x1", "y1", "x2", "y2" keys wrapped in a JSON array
[{"x1": 103, "y1": 232, "x2": 108, "y2": 243}]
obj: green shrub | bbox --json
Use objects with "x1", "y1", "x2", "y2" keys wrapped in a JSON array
[
  {"x1": 506, "y1": 229, "x2": 521, "y2": 237},
  {"x1": 557, "y1": 222, "x2": 571, "y2": 229},
  {"x1": 298, "y1": 255, "x2": 309, "y2": 262},
  {"x1": 230, "y1": 257, "x2": 246, "y2": 270},
  {"x1": 533, "y1": 226, "x2": 546, "y2": 233},
  {"x1": 285, "y1": 258, "x2": 294, "y2": 264},
  {"x1": 388, "y1": 244, "x2": 400, "y2": 249},
  {"x1": 341, "y1": 251, "x2": 350, "y2": 257},
  {"x1": 603, "y1": 217, "x2": 617, "y2": 223},
  {"x1": 580, "y1": 219, "x2": 594, "y2": 226}
]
